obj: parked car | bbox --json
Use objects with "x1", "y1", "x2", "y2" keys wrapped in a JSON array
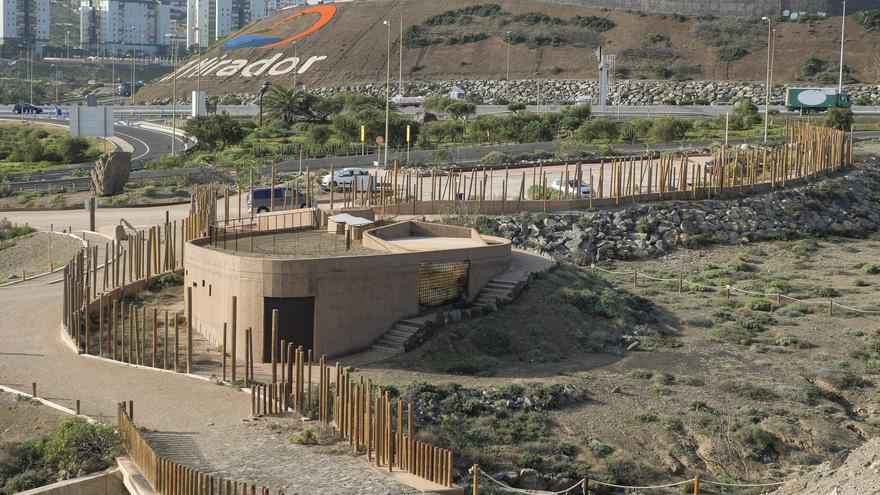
[
  {"x1": 549, "y1": 178, "x2": 590, "y2": 196},
  {"x1": 321, "y1": 167, "x2": 375, "y2": 190},
  {"x1": 12, "y1": 103, "x2": 43, "y2": 114},
  {"x1": 116, "y1": 81, "x2": 145, "y2": 96},
  {"x1": 246, "y1": 186, "x2": 309, "y2": 214}
]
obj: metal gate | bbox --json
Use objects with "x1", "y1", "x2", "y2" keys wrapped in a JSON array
[{"x1": 418, "y1": 261, "x2": 469, "y2": 308}]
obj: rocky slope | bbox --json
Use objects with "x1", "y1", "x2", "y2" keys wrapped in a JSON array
[
  {"x1": 489, "y1": 160, "x2": 880, "y2": 263},
  {"x1": 771, "y1": 438, "x2": 880, "y2": 495}
]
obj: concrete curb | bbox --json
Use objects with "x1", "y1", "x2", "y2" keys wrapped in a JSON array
[
  {"x1": 0, "y1": 230, "x2": 88, "y2": 288},
  {"x1": 0, "y1": 384, "x2": 95, "y2": 423}
]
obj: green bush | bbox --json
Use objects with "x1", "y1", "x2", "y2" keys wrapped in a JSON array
[
  {"x1": 42, "y1": 417, "x2": 122, "y2": 478},
  {"x1": 809, "y1": 286, "x2": 840, "y2": 298},
  {"x1": 515, "y1": 451, "x2": 542, "y2": 469},
  {"x1": 291, "y1": 427, "x2": 317, "y2": 445},
  {"x1": 56, "y1": 136, "x2": 91, "y2": 163},
  {"x1": 745, "y1": 297, "x2": 772, "y2": 312},
  {"x1": 588, "y1": 440, "x2": 613, "y2": 457},
  {"x1": 856, "y1": 10, "x2": 880, "y2": 30},
  {"x1": 862, "y1": 263, "x2": 880, "y2": 275},
  {"x1": 153, "y1": 273, "x2": 184, "y2": 288},
  {"x1": 775, "y1": 335, "x2": 798, "y2": 347},
  {"x1": 145, "y1": 155, "x2": 187, "y2": 170},
  {"x1": 634, "y1": 411, "x2": 658, "y2": 423},
  {"x1": 627, "y1": 369, "x2": 653, "y2": 380}
]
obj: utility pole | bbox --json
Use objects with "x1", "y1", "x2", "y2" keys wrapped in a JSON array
[
  {"x1": 383, "y1": 20, "x2": 391, "y2": 169},
  {"x1": 506, "y1": 31, "x2": 511, "y2": 82},
  {"x1": 398, "y1": 2, "x2": 403, "y2": 96},
  {"x1": 761, "y1": 16, "x2": 772, "y2": 144},
  {"x1": 838, "y1": 0, "x2": 846, "y2": 93}
]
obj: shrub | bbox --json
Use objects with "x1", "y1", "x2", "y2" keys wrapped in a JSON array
[
  {"x1": 745, "y1": 297, "x2": 772, "y2": 312},
  {"x1": 717, "y1": 45, "x2": 749, "y2": 62},
  {"x1": 809, "y1": 286, "x2": 840, "y2": 298},
  {"x1": 856, "y1": 10, "x2": 880, "y2": 31},
  {"x1": 291, "y1": 427, "x2": 317, "y2": 445},
  {"x1": 734, "y1": 424, "x2": 774, "y2": 454},
  {"x1": 515, "y1": 451, "x2": 542, "y2": 469},
  {"x1": 627, "y1": 369, "x2": 653, "y2": 380},
  {"x1": 862, "y1": 263, "x2": 880, "y2": 275},
  {"x1": 719, "y1": 380, "x2": 776, "y2": 401},
  {"x1": 145, "y1": 155, "x2": 187, "y2": 170},
  {"x1": 570, "y1": 15, "x2": 615, "y2": 31},
  {"x1": 825, "y1": 107, "x2": 854, "y2": 132},
  {"x1": 775, "y1": 335, "x2": 798, "y2": 347},
  {"x1": 588, "y1": 440, "x2": 613, "y2": 457},
  {"x1": 851, "y1": 278, "x2": 869, "y2": 287},
  {"x1": 154, "y1": 273, "x2": 184, "y2": 288},
  {"x1": 634, "y1": 411, "x2": 658, "y2": 423},
  {"x1": 57, "y1": 136, "x2": 91, "y2": 163},
  {"x1": 42, "y1": 417, "x2": 122, "y2": 478}
]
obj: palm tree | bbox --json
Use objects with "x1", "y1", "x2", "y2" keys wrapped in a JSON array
[{"x1": 263, "y1": 85, "x2": 313, "y2": 125}]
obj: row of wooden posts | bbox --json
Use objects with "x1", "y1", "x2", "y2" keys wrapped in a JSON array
[{"x1": 216, "y1": 123, "x2": 852, "y2": 220}]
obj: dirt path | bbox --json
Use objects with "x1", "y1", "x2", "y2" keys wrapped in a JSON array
[{"x1": 0, "y1": 274, "x2": 415, "y2": 494}]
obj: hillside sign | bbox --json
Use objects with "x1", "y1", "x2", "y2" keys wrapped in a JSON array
[{"x1": 159, "y1": 5, "x2": 336, "y2": 83}]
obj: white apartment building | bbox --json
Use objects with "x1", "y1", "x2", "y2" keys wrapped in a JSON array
[
  {"x1": 0, "y1": 0, "x2": 50, "y2": 52},
  {"x1": 80, "y1": 0, "x2": 171, "y2": 56},
  {"x1": 185, "y1": 0, "x2": 305, "y2": 47}
]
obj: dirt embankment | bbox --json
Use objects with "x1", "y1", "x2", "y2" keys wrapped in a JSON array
[{"x1": 137, "y1": 0, "x2": 880, "y2": 101}]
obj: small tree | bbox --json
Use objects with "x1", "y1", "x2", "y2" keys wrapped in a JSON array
[
  {"x1": 825, "y1": 107, "x2": 854, "y2": 131},
  {"x1": 423, "y1": 95, "x2": 455, "y2": 115},
  {"x1": 446, "y1": 100, "x2": 476, "y2": 121},
  {"x1": 57, "y1": 136, "x2": 90, "y2": 163},
  {"x1": 183, "y1": 114, "x2": 245, "y2": 150},
  {"x1": 730, "y1": 98, "x2": 761, "y2": 130},
  {"x1": 507, "y1": 101, "x2": 527, "y2": 113}
]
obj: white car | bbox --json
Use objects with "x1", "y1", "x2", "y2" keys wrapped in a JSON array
[
  {"x1": 321, "y1": 167, "x2": 374, "y2": 190},
  {"x1": 550, "y1": 179, "x2": 590, "y2": 196}
]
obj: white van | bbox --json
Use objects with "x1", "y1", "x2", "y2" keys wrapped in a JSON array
[{"x1": 321, "y1": 167, "x2": 375, "y2": 191}]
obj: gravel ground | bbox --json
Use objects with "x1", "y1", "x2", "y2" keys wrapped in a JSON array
[
  {"x1": 0, "y1": 231, "x2": 82, "y2": 283},
  {"x1": 0, "y1": 389, "x2": 70, "y2": 444}
]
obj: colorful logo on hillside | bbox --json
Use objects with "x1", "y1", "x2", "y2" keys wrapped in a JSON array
[{"x1": 221, "y1": 4, "x2": 337, "y2": 52}]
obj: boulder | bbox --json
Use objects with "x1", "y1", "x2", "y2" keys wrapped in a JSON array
[{"x1": 90, "y1": 151, "x2": 132, "y2": 196}]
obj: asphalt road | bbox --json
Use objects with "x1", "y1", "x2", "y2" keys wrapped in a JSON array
[{"x1": 0, "y1": 113, "x2": 187, "y2": 190}]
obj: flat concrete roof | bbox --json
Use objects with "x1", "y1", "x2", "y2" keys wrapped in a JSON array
[
  {"x1": 386, "y1": 236, "x2": 485, "y2": 251},
  {"x1": 211, "y1": 229, "x2": 383, "y2": 258}
]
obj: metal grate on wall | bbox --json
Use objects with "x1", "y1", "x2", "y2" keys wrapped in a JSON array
[{"x1": 418, "y1": 261, "x2": 469, "y2": 308}]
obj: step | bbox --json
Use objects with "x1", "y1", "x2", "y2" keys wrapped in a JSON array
[
  {"x1": 393, "y1": 322, "x2": 422, "y2": 334},
  {"x1": 487, "y1": 280, "x2": 519, "y2": 288},
  {"x1": 398, "y1": 319, "x2": 425, "y2": 329},
  {"x1": 379, "y1": 333, "x2": 409, "y2": 345},
  {"x1": 388, "y1": 328, "x2": 415, "y2": 339},
  {"x1": 371, "y1": 341, "x2": 402, "y2": 353},
  {"x1": 480, "y1": 288, "x2": 510, "y2": 296}
]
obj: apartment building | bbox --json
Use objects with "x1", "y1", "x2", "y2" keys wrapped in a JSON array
[
  {"x1": 80, "y1": 0, "x2": 171, "y2": 56},
  {"x1": 0, "y1": 0, "x2": 50, "y2": 52}
]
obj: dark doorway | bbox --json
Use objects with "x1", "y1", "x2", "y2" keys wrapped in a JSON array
[{"x1": 263, "y1": 297, "x2": 315, "y2": 363}]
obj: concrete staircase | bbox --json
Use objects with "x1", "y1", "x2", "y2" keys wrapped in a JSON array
[
  {"x1": 370, "y1": 319, "x2": 425, "y2": 354},
  {"x1": 471, "y1": 279, "x2": 520, "y2": 310}
]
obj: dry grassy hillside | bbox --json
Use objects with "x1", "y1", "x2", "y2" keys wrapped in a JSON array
[{"x1": 138, "y1": 0, "x2": 880, "y2": 100}]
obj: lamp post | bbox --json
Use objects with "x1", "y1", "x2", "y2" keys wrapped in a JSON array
[
  {"x1": 398, "y1": 2, "x2": 404, "y2": 96},
  {"x1": 258, "y1": 81, "x2": 271, "y2": 126},
  {"x1": 382, "y1": 20, "x2": 391, "y2": 169},
  {"x1": 506, "y1": 30, "x2": 511, "y2": 82},
  {"x1": 65, "y1": 30, "x2": 69, "y2": 59},
  {"x1": 193, "y1": 26, "x2": 202, "y2": 117},
  {"x1": 130, "y1": 27, "x2": 137, "y2": 106},
  {"x1": 838, "y1": 0, "x2": 846, "y2": 93},
  {"x1": 761, "y1": 16, "x2": 772, "y2": 144},
  {"x1": 50, "y1": 64, "x2": 58, "y2": 104},
  {"x1": 166, "y1": 33, "x2": 178, "y2": 155}
]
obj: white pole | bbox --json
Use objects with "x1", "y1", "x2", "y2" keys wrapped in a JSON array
[
  {"x1": 506, "y1": 31, "x2": 511, "y2": 82},
  {"x1": 838, "y1": 0, "x2": 846, "y2": 93},
  {"x1": 171, "y1": 40, "x2": 178, "y2": 155},
  {"x1": 725, "y1": 112, "x2": 729, "y2": 147}
]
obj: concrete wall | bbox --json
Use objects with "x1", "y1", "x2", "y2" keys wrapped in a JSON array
[
  {"x1": 18, "y1": 468, "x2": 126, "y2": 495},
  {"x1": 185, "y1": 222, "x2": 510, "y2": 359}
]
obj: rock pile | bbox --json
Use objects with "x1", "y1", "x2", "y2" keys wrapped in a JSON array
[{"x1": 489, "y1": 162, "x2": 880, "y2": 262}]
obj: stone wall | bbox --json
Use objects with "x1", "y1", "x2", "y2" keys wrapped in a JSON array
[{"x1": 537, "y1": 0, "x2": 874, "y2": 17}]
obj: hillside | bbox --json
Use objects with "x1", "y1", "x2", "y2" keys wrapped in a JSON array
[{"x1": 137, "y1": 0, "x2": 880, "y2": 101}]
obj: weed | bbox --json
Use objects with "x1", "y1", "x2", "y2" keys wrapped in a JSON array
[
  {"x1": 660, "y1": 417, "x2": 684, "y2": 432},
  {"x1": 652, "y1": 372, "x2": 675, "y2": 386},
  {"x1": 809, "y1": 286, "x2": 840, "y2": 298},
  {"x1": 851, "y1": 278, "x2": 869, "y2": 287},
  {"x1": 648, "y1": 384, "x2": 673, "y2": 396},
  {"x1": 515, "y1": 451, "x2": 542, "y2": 469},
  {"x1": 862, "y1": 263, "x2": 880, "y2": 275},
  {"x1": 710, "y1": 324, "x2": 753, "y2": 345},
  {"x1": 291, "y1": 427, "x2": 317, "y2": 445},
  {"x1": 775, "y1": 335, "x2": 798, "y2": 347},
  {"x1": 634, "y1": 411, "x2": 658, "y2": 423},
  {"x1": 627, "y1": 369, "x2": 653, "y2": 380}
]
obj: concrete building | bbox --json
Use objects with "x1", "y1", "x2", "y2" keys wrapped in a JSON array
[
  {"x1": 80, "y1": 0, "x2": 171, "y2": 56},
  {"x1": 185, "y1": 0, "x2": 310, "y2": 47},
  {"x1": 0, "y1": 0, "x2": 50, "y2": 52},
  {"x1": 186, "y1": 217, "x2": 511, "y2": 360}
]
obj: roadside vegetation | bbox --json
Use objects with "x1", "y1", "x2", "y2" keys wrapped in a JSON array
[
  {"x1": 0, "y1": 123, "x2": 100, "y2": 178},
  {"x1": 0, "y1": 415, "x2": 122, "y2": 493}
]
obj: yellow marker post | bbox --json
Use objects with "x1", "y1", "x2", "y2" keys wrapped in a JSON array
[
  {"x1": 360, "y1": 125, "x2": 365, "y2": 155},
  {"x1": 405, "y1": 124, "x2": 411, "y2": 165}
]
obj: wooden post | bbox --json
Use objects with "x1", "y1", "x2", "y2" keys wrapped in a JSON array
[
  {"x1": 151, "y1": 308, "x2": 158, "y2": 367},
  {"x1": 222, "y1": 322, "x2": 228, "y2": 382},
  {"x1": 163, "y1": 311, "x2": 169, "y2": 370},
  {"x1": 32, "y1": 382, "x2": 36, "y2": 397},
  {"x1": 186, "y1": 287, "x2": 193, "y2": 374},
  {"x1": 471, "y1": 465, "x2": 478, "y2": 495},
  {"x1": 174, "y1": 313, "x2": 179, "y2": 372},
  {"x1": 244, "y1": 328, "x2": 250, "y2": 387},
  {"x1": 231, "y1": 296, "x2": 237, "y2": 383},
  {"x1": 693, "y1": 474, "x2": 700, "y2": 495},
  {"x1": 271, "y1": 309, "x2": 279, "y2": 384}
]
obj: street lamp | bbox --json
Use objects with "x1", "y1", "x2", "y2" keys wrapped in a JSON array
[
  {"x1": 382, "y1": 20, "x2": 391, "y2": 169},
  {"x1": 50, "y1": 63, "x2": 58, "y2": 104},
  {"x1": 130, "y1": 27, "x2": 137, "y2": 106},
  {"x1": 761, "y1": 16, "x2": 773, "y2": 144},
  {"x1": 838, "y1": 0, "x2": 847, "y2": 93},
  {"x1": 165, "y1": 33, "x2": 178, "y2": 155},
  {"x1": 258, "y1": 81, "x2": 271, "y2": 126},
  {"x1": 506, "y1": 31, "x2": 511, "y2": 82}
]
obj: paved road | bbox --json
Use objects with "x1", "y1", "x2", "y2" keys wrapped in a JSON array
[{"x1": 0, "y1": 220, "x2": 414, "y2": 494}]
